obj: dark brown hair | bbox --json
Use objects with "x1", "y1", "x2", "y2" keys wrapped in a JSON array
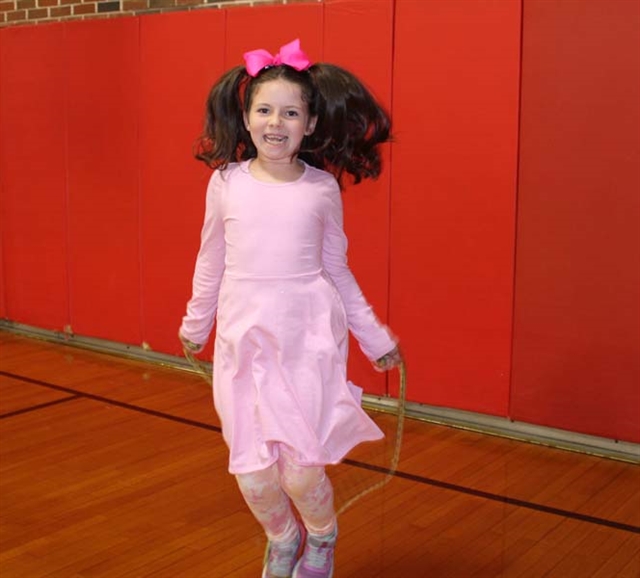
[{"x1": 194, "y1": 62, "x2": 391, "y2": 187}]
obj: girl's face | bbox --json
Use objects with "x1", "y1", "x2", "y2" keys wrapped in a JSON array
[{"x1": 244, "y1": 78, "x2": 317, "y2": 165}]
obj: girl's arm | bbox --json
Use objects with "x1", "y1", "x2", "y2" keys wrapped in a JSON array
[
  {"x1": 179, "y1": 171, "x2": 226, "y2": 349},
  {"x1": 322, "y1": 183, "x2": 398, "y2": 363}
]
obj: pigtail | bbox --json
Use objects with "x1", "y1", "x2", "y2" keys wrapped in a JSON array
[
  {"x1": 194, "y1": 65, "x2": 255, "y2": 170},
  {"x1": 306, "y1": 63, "x2": 391, "y2": 185}
]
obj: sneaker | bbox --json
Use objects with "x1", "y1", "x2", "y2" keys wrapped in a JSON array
[
  {"x1": 292, "y1": 527, "x2": 337, "y2": 578},
  {"x1": 262, "y1": 523, "x2": 305, "y2": 578}
]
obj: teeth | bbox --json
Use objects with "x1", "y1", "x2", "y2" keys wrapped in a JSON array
[{"x1": 265, "y1": 135, "x2": 286, "y2": 143}]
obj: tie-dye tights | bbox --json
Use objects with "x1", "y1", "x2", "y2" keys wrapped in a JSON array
[{"x1": 235, "y1": 445, "x2": 337, "y2": 543}]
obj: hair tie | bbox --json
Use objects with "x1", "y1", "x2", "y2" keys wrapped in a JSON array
[{"x1": 243, "y1": 38, "x2": 311, "y2": 77}]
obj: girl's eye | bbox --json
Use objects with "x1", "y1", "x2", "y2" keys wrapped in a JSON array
[
  {"x1": 256, "y1": 107, "x2": 269, "y2": 114},
  {"x1": 286, "y1": 110, "x2": 299, "y2": 117}
]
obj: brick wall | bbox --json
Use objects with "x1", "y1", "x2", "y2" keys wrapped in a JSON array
[{"x1": 1, "y1": 0, "x2": 316, "y2": 27}]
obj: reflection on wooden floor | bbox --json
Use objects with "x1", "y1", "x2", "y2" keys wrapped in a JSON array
[{"x1": 1, "y1": 331, "x2": 639, "y2": 578}]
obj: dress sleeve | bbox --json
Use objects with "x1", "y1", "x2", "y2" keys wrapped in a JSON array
[
  {"x1": 179, "y1": 171, "x2": 226, "y2": 346},
  {"x1": 322, "y1": 182, "x2": 398, "y2": 361}
]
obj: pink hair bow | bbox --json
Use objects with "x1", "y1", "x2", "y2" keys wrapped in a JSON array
[{"x1": 243, "y1": 39, "x2": 311, "y2": 77}]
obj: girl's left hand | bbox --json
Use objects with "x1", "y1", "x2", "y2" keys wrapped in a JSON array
[
  {"x1": 374, "y1": 346, "x2": 403, "y2": 372},
  {"x1": 179, "y1": 332, "x2": 204, "y2": 354}
]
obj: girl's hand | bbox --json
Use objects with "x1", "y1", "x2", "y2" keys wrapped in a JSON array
[
  {"x1": 179, "y1": 333, "x2": 204, "y2": 354},
  {"x1": 374, "y1": 346, "x2": 403, "y2": 372}
]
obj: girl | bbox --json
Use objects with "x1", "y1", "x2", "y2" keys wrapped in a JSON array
[{"x1": 179, "y1": 39, "x2": 402, "y2": 578}]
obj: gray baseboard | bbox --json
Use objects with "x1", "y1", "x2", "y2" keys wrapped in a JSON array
[{"x1": 2, "y1": 319, "x2": 638, "y2": 464}]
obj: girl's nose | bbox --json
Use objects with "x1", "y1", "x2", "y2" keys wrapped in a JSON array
[{"x1": 268, "y1": 113, "x2": 282, "y2": 126}]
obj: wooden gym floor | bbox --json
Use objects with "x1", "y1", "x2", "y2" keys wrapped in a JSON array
[{"x1": 1, "y1": 331, "x2": 638, "y2": 577}]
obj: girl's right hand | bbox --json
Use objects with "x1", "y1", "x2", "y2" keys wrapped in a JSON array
[
  {"x1": 373, "y1": 346, "x2": 403, "y2": 372},
  {"x1": 179, "y1": 333, "x2": 204, "y2": 354}
]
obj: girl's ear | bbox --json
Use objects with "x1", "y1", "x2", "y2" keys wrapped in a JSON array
[
  {"x1": 305, "y1": 115, "x2": 318, "y2": 136},
  {"x1": 243, "y1": 111, "x2": 250, "y2": 131}
]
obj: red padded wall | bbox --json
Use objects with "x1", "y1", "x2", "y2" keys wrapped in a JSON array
[
  {"x1": 65, "y1": 18, "x2": 142, "y2": 345},
  {"x1": 2, "y1": 0, "x2": 638, "y2": 443},
  {"x1": 389, "y1": 0, "x2": 521, "y2": 414},
  {"x1": 0, "y1": 24, "x2": 69, "y2": 331},
  {"x1": 511, "y1": 0, "x2": 640, "y2": 442},
  {"x1": 139, "y1": 11, "x2": 225, "y2": 357},
  {"x1": 324, "y1": 0, "x2": 394, "y2": 396}
]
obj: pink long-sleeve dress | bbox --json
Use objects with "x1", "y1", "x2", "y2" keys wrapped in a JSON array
[{"x1": 180, "y1": 160, "x2": 397, "y2": 474}]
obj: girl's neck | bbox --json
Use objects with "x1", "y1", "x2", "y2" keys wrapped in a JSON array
[{"x1": 249, "y1": 157, "x2": 305, "y2": 183}]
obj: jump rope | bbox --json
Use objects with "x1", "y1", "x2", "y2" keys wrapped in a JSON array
[{"x1": 182, "y1": 346, "x2": 407, "y2": 515}]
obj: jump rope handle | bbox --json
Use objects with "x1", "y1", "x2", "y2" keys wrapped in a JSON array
[{"x1": 182, "y1": 339, "x2": 212, "y2": 386}]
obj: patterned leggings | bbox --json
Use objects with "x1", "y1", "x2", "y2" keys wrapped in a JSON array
[{"x1": 235, "y1": 445, "x2": 336, "y2": 543}]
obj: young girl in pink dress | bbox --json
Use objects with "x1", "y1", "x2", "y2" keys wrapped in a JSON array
[{"x1": 179, "y1": 39, "x2": 402, "y2": 578}]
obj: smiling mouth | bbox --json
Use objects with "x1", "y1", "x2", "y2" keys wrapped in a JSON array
[{"x1": 264, "y1": 135, "x2": 287, "y2": 144}]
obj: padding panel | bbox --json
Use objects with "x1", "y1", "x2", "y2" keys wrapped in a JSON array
[
  {"x1": 0, "y1": 31, "x2": 4, "y2": 321},
  {"x1": 389, "y1": 0, "x2": 521, "y2": 414},
  {"x1": 324, "y1": 0, "x2": 395, "y2": 396},
  {"x1": 0, "y1": 24, "x2": 69, "y2": 330},
  {"x1": 511, "y1": 0, "x2": 640, "y2": 442},
  {"x1": 139, "y1": 10, "x2": 225, "y2": 357},
  {"x1": 65, "y1": 18, "x2": 142, "y2": 344}
]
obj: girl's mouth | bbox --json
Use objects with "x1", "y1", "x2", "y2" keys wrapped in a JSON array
[{"x1": 264, "y1": 135, "x2": 287, "y2": 144}]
